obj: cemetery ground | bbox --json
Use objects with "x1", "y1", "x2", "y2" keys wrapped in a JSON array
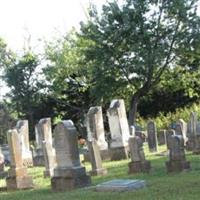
[{"x1": 1, "y1": 145, "x2": 200, "y2": 200}]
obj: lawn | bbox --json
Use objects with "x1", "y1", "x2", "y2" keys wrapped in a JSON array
[{"x1": 1, "y1": 144, "x2": 200, "y2": 200}]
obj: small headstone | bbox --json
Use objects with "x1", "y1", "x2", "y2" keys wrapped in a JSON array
[
  {"x1": 39, "y1": 118, "x2": 57, "y2": 177},
  {"x1": 6, "y1": 129, "x2": 33, "y2": 190},
  {"x1": 128, "y1": 136, "x2": 151, "y2": 174},
  {"x1": 157, "y1": 130, "x2": 167, "y2": 145},
  {"x1": 147, "y1": 121, "x2": 158, "y2": 152},
  {"x1": 16, "y1": 120, "x2": 33, "y2": 167},
  {"x1": 87, "y1": 140, "x2": 107, "y2": 176},
  {"x1": 166, "y1": 135, "x2": 190, "y2": 173},
  {"x1": 107, "y1": 99, "x2": 130, "y2": 160},
  {"x1": 95, "y1": 179, "x2": 146, "y2": 192},
  {"x1": 192, "y1": 121, "x2": 200, "y2": 154},
  {"x1": 166, "y1": 129, "x2": 175, "y2": 149},
  {"x1": 51, "y1": 120, "x2": 91, "y2": 191}
]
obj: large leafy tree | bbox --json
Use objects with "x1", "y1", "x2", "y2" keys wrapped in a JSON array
[{"x1": 79, "y1": 0, "x2": 200, "y2": 124}]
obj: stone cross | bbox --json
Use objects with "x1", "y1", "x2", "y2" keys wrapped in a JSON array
[
  {"x1": 6, "y1": 129, "x2": 33, "y2": 190},
  {"x1": 107, "y1": 99, "x2": 130, "y2": 160},
  {"x1": 39, "y1": 118, "x2": 56, "y2": 177},
  {"x1": 87, "y1": 140, "x2": 107, "y2": 176},
  {"x1": 128, "y1": 136, "x2": 151, "y2": 174},
  {"x1": 16, "y1": 120, "x2": 33, "y2": 167},
  {"x1": 86, "y1": 106, "x2": 108, "y2": 150},
  {"x1": 166, "y1": 135, "x2": 190, "y2": 173},
  {"x1": 147, "y1": 121, "x2": 158, "y2": 152},
  {"x1": 51, "y1": 120, "x2": 91, "y2": 191}
]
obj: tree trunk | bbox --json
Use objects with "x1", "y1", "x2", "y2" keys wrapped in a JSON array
[{"x1": 128, "y1": 94, "x2": 139, "y2": 126}]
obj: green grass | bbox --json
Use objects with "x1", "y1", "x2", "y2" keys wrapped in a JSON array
[{"x1": 1, "y1": 144, "x2": 200, "y2": 200}]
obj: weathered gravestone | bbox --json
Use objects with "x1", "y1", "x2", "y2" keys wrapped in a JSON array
[
  {"x1": 107, "y1": 99, "x2": 130, "y2": 160},
  {"x1": 193, "y1": 121, "x2": 200, "y2": 154},
  {"x1": 147, "y1": 121, "x2": 158, "y2": 152},
  {"x1": 157, "y1": 130, "x2": 167, "y2": 146},
  {"x1": 33, "y1": 123, "x2": 45, "y2": 166},
  {"x1": 87, "y1": 140, "x2": 107, "y2": 176},
  {"x1": 166, "y1": 135, "x2": 190, "y2": 173},
  {"x1": 166, "y1": 129, "x2": 175, "y2": 149},
  {"x1": 128, "y1": 136, "x2": 151, "y2": 174},
  {"x1": 175, "y1": 119, "x2": 187, "y2": 145},
  {"x1": 6, "y1": 129, "x2": 33, "y2": 190},
  {"x1": 86, "y1": 106, "x2": 109, "y2": 160},
  {"x1": 51, "y1": 120, "x2": 91, "y2": 191},
  {"x1": 95, "y1": 179, "x2": 146, "y2": 192},
  {"x1": 16, "y1": 120, "x2": 33, "y2": 167},
  {"x1": 39, "y1": 118, "x2": 57, "y2": 177},
  {"x1": 187, "y1": 112, "x2": 197, "y2": 151}
]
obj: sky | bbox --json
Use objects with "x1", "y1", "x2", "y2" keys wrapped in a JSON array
[{"x1": 0, "y1": 0, "x2": 106, "y2": 52}]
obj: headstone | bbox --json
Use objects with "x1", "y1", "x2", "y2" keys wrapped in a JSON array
[
  {"x1": 6, "y1": 129, "x2": 33, "y2": 190},
  {"x1": 192, "y1": 121, "x2": 200, "y2": 154},
  {"x1": 95, "y1": 179, "x2": 146, "y2": 192},
  {"x1": 147, "y1": 121, "x2": 158, "y2": 152},
  {"x1": 0, "y1": 147, "x2": 6, "y2": 178},
  {"x1": 175, "y1": 119, "x2": 187, "y2": 145},
  {"x1": 107, "y1": 99, "x2": 130, "y2": 160},
  {"x1": 87, "y1": 140, "x2": 107, "y2": 176},
  {"x1": 157, "y1": 130, "x2": 167, "y2": 145},
  {"x1": 135, "y1": 131, "x2": 146, "y2": 143},
  {"x1": 166, "y1": 135, "x2": 190, "y2": 173},
  {"x1": 51, "y1": 120, "x2": 91, "y2": 191},
  {"x1": 16, "y1": 120, "x2": 33, "y2": 167},
  {"x1": 128, "y1": 136, "x2": 151, "y2": 174},
  {"x1": 166, "y1": 129, "x2": 175, "y2": 149},
  {"x1": 86, "y1": 106, "x2": 109, "y2": 160},
  {"x1": 130, "y1": 126, "x2": 135, "y2": 136},
  {"x1": 39, "y1": 118, "x2": 57, "y2": 177}
]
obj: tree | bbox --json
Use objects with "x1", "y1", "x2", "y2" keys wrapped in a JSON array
[{"x1": 79, "y1": 0, "x2": 200, "y2": 124}]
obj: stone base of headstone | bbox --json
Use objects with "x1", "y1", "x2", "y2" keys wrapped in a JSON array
[
  {"x1": 33, "y1": 155, "x2": 45, "y2": 166},
  {"x1": 166, "y1": 160, "x2": 190, "y2": 173},
  {"x1": 110, "y1": 146, "x2": 129, "y2": 161},
  {"x1": 51, "y1": 167, "x2": 91, "y2": 191},
  {"x1": 128, "y1": 161, "x2": 151, "y2": 174},
  {"x1": 83, "y1": 149, "x2": 110, "y2": 162},
  {"x1": 89, "y1": 168, "x2": 107, "y2": 176}
]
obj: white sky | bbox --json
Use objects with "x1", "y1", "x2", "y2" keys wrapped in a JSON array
[{"x1": 0, "y1": 0, "x2": 106, "y2": 52}]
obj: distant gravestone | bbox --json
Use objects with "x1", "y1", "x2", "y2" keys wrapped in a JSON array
[
  {"x1": 0, "y1": 148, "x2": 6, "y2": 178},
  {"x1": 157, "y1": 130, "x2": 167, "y2": 145},
  {"x1": 107, "y1": 99, "x2": 130, "y2": 160},
  {"x1": 16, "y1": 120, "x2": 33, "y2": 167},
  {"x1": 166, "y1": 129, "x2": 175, "y2": 149},
  {"x1": 175, "y1": 119, "x2": 187, "y2": 145},
  {"x1": 166, "y1": 135, "x2": 190, "y2": 173},
  {"x1": 39, "y1": 118, "x2": 57, "y2": 177},
  {"x1": 51, "y1": 120, "x2": 91, "y2": 191},
  {"x1": 87, "y1": 140, "x2": 107, "y2": 176},
  {"x1": 33, "y1": 123, "x2": 45, "y2": 166},
  {"x1": 86, "y1": 106, "x2": 109, "y2": 160},
  {"x1": 128, "y1": 136, "x2": 151, "y2": 174},
  {"x1": 147, "y1": 121, "x2": 158, "y2": 152},
  {"x1": 193, "y1": 121, "x2": 200, "y2": 154},
  {"x1": 6, "y1": 129, "x2": 33, "y2": 190},
  {"x1": 95, "y1": 179, "x2": 146, "y2": 192}
]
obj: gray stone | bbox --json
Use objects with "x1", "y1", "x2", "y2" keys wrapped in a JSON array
[
  {"x1": 107, "y1": 99, "x2": 130, "y2": 160},
  {"x1": 128, "y1": 136, "x2": 151, "y2": 174},
  {"x1": 166, "y1": 129, "x2": 175, "y2": 149},
  {"x1": 175, "y1": 119, "x2": 187, "y2": 145},
  {"x1": 87, "y1": 140, "x2": 107, "y2": 176},
  {"x1": 157, "y1": 130, "x2": 167, "y2": 145},
  {"x1": 16, "y1": 120, "x2": 33, "y2": 167},
  {"x1": 6, "y1": 129, "x2": 33, "y2": 190},
  {"x1": 0, "y1": 148, "x2": 6, "y2": 178},
  {"x1": 51, "y1": 120, "x2": 91, "y2": 191},
  {"x1": 166, "y1": 135, "x2": 190, "y2": 173},
  {"x1": 147, "y1": 121, "x2": 158, "y2": 152},
  {"x1": 95, "y1": 179, "x2": 146, "y2": 192}
]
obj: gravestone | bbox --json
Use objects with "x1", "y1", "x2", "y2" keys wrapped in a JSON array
[
  {"x1": 107, "y1": 99, "x2": 130, "y2": 160},
  {"x1": 147, "y1": 121, "x2": 158, "y2": 152},
  {"x1": 0, "y1": 147, "x2": 6, "y2": 178},
  {"x1": 166, "y1": 129, "x2": 175, "y2": 149},
  {"x1": 128, "y1": 136, "x2": 151, "y2": 174},
  {"x1": 39, "y1": 118, "x2": 57, "y2": 177},
  {"x1": 86, "y1": 106, "x2": 109, "y2": 160},
  {"x1": 6, "y1": 129, "x2": 33, "y2": 190},
  {"x1": 130, "y1": 126, "x2": 135, "y2": 136},
  {"x1": 157, "y1": 130, "x2": 167, "y2": 145},
  {"x1": 175, "y1": 119, "x2": 187, "y2": 145},
  {"x1": 51, "y1": 120, "x2": 91, "y2": 191},
  {"x1": 166, "y1": 135, "x2": 190, "y2": 173},
  {"x1": 87, "y1": 140, "x2": 107, "y2": 176},
  {"x1": 16, "y1": 120, "x2": 33, "y2": 167},
  {"x1": 33, "y1": 124, "x2": 45, "y2": 166},
  {"x1": 95, "y1": 179, "x2": 146, "y2": 192},
  {"x1": 193, "y1": 121, "x2": 200, "y2": 154}
]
